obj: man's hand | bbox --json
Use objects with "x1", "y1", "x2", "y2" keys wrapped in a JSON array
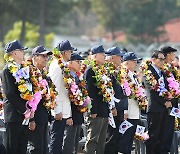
[
  {"x1": 165, "y1": 101, "x2": 172, "y2": 108},
  {"x1": 55, "y1": 112, "x2": 63, "y2": 120},
  {"x1": 29, "y1": 111, "x2": 35, "y2": 119},
  {"x1": 90, "y1": 114, "x2": 97, "y2": 119},
  {"x1": 66, "y1": 118, "x2": 73, "y2": 126},
  {"x1": 29, "y1": 121, "x2": 36, "y2": 131},
  {"x1": 111, "y1": 108, "x2": 117, "y2": 116}
]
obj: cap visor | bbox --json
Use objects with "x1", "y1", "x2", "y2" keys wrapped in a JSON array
[
  {"x1": 72, "y1": 58, "x2": 84, "y2": 61},
  {"x1": 79, "y1": 57, "x2": 84, "y2": 60},
  {"x1": 72, "y1": 47, "x2": 77, "y2": 51},
  {"x1": 22, "y1": 47, "x2": 28, "y2": 50},
  {"x1": 38, "y1": 50, "x2": 52, "y2": 55},
  {"x1": 118, "y1": 53, "x2": 124, "y2": 57}
]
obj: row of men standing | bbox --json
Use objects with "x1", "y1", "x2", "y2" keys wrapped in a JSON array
[{"x1": 1, "y1": 39, "x2": 179, "y2": 154}]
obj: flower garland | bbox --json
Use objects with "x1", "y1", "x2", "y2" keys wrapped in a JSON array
[
  {"x1": 105, "y1": 62, "x2": 131, "y2": 97},
  {"x1": 80, "y1": 58, "x2": 90, "y2": 74},
  {"x1": 52, "y1": 48, "x2": 92, "y2": 113},
  {"x1": 89, "y1": 60, "x2": 114, "y2": 103},
  {"x1": 167, "y1": 64, "x2": 180, "y2": 83},
  {"x1": 174, "y1": 117, "x2": 179, "y2": 130},
  {"x1": 120, "y1": 66, "x2": 148, "y2": 110},
  {"x1": 134, "y1": 131, "x2": 149, "y2": 141},
  {"x1": 106, "y1": 61, "x2": 147, "y2": 109},
  {"x1": 140, "y1": 60, "x2": 179, "y2": 100},
  {"x1": 161, "y1": 64, "x2": 180, "y2": 98},
  {"x1": 26, "y1": 59, "x2": 58, "y2": 110},
  {"x1": 41, "y1": 69, "x2": 58, "y2": 110},
  {"x1": 105, "y1": 61, "x2": 121, "y2": 84},
  {"x1": 4, "y1": 54, "x2": 42, "y2": 118},
  {"x1": 0, "y1": 86, "x2": 4, "y2": 112}
]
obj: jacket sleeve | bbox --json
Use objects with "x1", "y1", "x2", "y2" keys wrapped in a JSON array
[
  {"x1": 49, "y1": 61, "x2": 63, "y2": 115},
  {"x1": 85, "y1": 68, "x2": 98, "y2": 114},
  {"x1": 2, "y1": 68, "x2": 26, "y2": 115}
]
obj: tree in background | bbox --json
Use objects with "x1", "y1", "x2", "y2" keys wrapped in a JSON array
[
  {"x1": 1, "y1": 0, "x2": 180, "y2": 46},
  {"x1": 0, "y1": 0, "x2": 19, "y2": 47},
  {"x1": 89, "y1": 0, "x2": 180, "y2": 44},
  {"x1": 123, "y1": 0, "x2": 180, "y2": 43},
  {"x1": 0, "y1": 0, "x2": 78, "y2": 46},
  {"x1": 90, "y1": 0, "x2": 125, "y2": 40},
  {"x1": 5, "y1": 21, "x2": 54, "y2": 48}
]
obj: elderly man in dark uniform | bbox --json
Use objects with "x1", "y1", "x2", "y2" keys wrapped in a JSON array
[
  {"x1": 161, "y1": 46, "x2": 179, "y2": 154},
  {"x1": 104, "y1": 47, "x2": 128, "y2": 154},
  {"x1": 62, "y1": 53, "x2": 85, "y2": 154},
  {"x1": 142, "y1": 50, "x2": 172, "y2": 154},
  {"x1": 84, "y1": 45, "x2": 110, "y2": 154},
  {"x1": 2, "y1": 40, "x2": 34, "y2": 154},
  {"x1": 27, "y1": 45, "x2": 53, "y2": 154}
]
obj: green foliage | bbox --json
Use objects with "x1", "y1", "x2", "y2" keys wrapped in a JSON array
[
  {"x1": 122, "y1": 0, "x2": 179, "y2": 43},
  {"x1": 5, "y1": 21, "x2": 54, "y2": 48},
  {"x1": 45, "y1": 33, "x2": 55, "y2": 48},
  {"x1": 90, "y1": 0, "x2": 124, "y2": 34},
  {"x1": 89, "y1": 0, "x2": 180, "y2": 44},
  {"x1": 1, "y1": 0, "x2": 180, "y2": 45}
]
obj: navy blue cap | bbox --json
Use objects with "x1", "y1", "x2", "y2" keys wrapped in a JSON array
[
  {"x1": 5, "y1": 40, "x2": 28, "y2": 53},
  {"x1": 32, "y1": 45, "x2": 52, "y2": 56},
  {"x1": 106, "y1": 47, "x2": 124, "y2": 57},
  {"x1": 57, "y1": 40, "x2": 77, "y2": 52},
  {"x1": 70, "y1": 53, "x2": 84, "y2": 61},
  {"x1": 123, "y1": 52, "x2": 142, "y2": 61},
  {"x1": 91, "y1": 45, "x2": 105, "y2": 55},
  {"x1": 161, "y1": 46, "x2": 177, "y2": 55}
]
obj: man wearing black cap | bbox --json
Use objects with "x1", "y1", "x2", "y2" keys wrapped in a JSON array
[
  {"x1": 62, "y1": 53, "x2": 85, "y2": 154},
  {"x1": 2, "y1": 40, "x2": 34, "y2": 154},
  {"x1": 27, "y1": 45, "x2": 53, "y2": 154},
  {"x1": 84, "y1": 45, "x2": 109, "y2": 154},
  {"x1": 104, "y1": 47, "x2": 128, "y2": 154},
  {"x1": 142, "y1": 50, "x2": 172, "y2": 154},
  {"x1": 161, "y1": 46, "x2": 179, "y2": 154},
  {"x1": 49, "y1": 40, "x2": 76, "y2": 154}
]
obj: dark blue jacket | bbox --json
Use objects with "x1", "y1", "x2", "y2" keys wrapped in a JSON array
[
  {"x1": 111, "y1": 75, "x2": 128, "y2": 111},
  {"x1": 70, "y1": 71, "x2": 84, "y2": 125},
  {"x1": 84, "y1": 67, "x2": 109, "y2": 117}
]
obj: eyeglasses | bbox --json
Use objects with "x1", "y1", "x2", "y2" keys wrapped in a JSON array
[{"x1": 157, "y1": 58, "x2": 165, "y2": 61}]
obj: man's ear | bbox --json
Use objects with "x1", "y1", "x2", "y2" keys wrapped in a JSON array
[
  {"x1": 12, "y1": 51, "x2": 16, "y2": 56},
  {"x1": 61, "y1": 51, "x2": 65, "y2": 56}
]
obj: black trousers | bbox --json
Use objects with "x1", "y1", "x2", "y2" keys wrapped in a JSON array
[
  {"x1": 4, "y1": 122, "x2": 28, "y2": 154},
  {"x1": 145, "y1": 111, "x2": 167, "y2": 154},
  {"x1": 104, "y1": 110, "x2": 124, "y2": 154},
  {"x1": 27, "y1": 123, "x2": 49, "y2": 154},
  {"x1": 118, "y1": 119, "x2": 139, "y2": 154},
  {"x1": 161, "y1": 115, "x2": 175, "y2": 154},
  {"x1": 49, "y1": 119, "x2": 66, "y2": 154}
]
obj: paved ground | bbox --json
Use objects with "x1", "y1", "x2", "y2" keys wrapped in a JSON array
[{"x1": 77, "y1": 142, "x2": 180, "y2": 154}]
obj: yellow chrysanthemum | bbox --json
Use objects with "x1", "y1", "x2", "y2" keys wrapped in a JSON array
[{"x1": 18, "y1": 84, "x2": 28, "y2": 93}]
